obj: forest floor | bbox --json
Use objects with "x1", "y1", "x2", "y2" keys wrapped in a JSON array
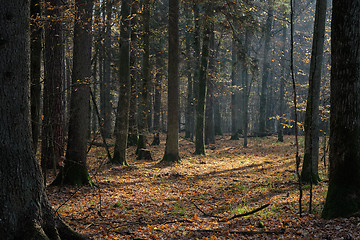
[{"x1": 46, "y1": 134, "x2": 360, "y2": 239}]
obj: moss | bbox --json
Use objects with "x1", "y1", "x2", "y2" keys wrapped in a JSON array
[{"x1": 52, "y1": 164, "x2": 93, "y2": 186}]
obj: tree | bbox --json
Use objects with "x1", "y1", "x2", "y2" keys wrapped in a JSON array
[
  {"x1": 41, "y1": 0, "x2": 65, "y2": 172},
  {"x1": 30, "y1": 0, "x2": 42, "y2": 152},
  {"x1": 53, "y1": 0, "x2": 94, "y2": 186},
  {"x1": 194, "y1": 0, "x2": 213, "y2": 155},
  {"x1": 322, "y1": 0, "x2": 360, "y2": 219},
  {"x1": 113, "y1": 0, "x2": 131, "y2": 165},
  {"x1": 137, "y1": 0, "x2": 152, "y2": 159},
  {"x1": 301, "y1": 0, "x2": 327, "y2": 184},
  {"x1": 258, "y1": 0, "x2": 273, "y2": 134},
  {"x1": 0, "y1": 1, "x2": 82, "y2": 238},
  {"x1": 162, "y1": 0, "x2": 181, "y2": 163}
]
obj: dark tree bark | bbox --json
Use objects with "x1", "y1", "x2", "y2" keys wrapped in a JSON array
[
  {"x1": 41, "y1": 0, "x2": 65, "y2": 173},
  {"x1": 128, "y1": 0, "x2": 140, "y2": 146},
  {"x1": 162, "y1": 0, "x2": 181, "y2": 163},
  {"x1": 242, "y1": 31, "x2": 250, "y2": 147},
  {"x1": 30, "y1": 0, "x2": 42, "y2": 152},
  {"x1": 137, "y1": 0, "x2": 152, "y2": 159},
  {"x1": 153, "y1": 51, "x2": 163, "y2": 136},
  {"x1": 113, "y1": 0, "x2": 131, "y2": 166},
  {"x1": 0, "y1": 2, "x2": 83, "y2": 238},
  {"x1": 100, "y1": 0, "x2": 113, "y2": 138},
  {"x1": 185, "y1": 5, "x2": 194, "y2": 140},
  {"x1": 194, "y1": 0, "x2": 213, "y2": 155},
  {"x1": 278, "y1": 20, "x2": 287, "y2": 142},
  {"x1": 53, "y1": 0, "x2": 94, "y2": 186},
  {"x1": 230, "y1": 36, "x2": 239, "y2": 140},
  {"x1": 322, "y1": 0, "x2": 360, "y2": 219},
  {"x1": 301, "y1": 0, "x2": 327, "y2": 184},
  {"x1": 258, "y1": 0, "x2": 273, "y2": 134},
  {"x1": 205, "y1": 26, "x2": 216, "y2": 145}
]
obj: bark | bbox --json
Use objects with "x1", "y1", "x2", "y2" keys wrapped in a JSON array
[
  {"x1": 153, "y1": 51, "x2": 162, "y2": 135},
  {"x1": 30, "y1": 0, "x2": 42, "y2": 152},
  {"x1": 205, "y1": 26, "x2": 216, "y2": 145},
  {"x1": 0, "y1": 2, "x2": 83, "y2": 238},
  {"x1": 128, "y1": 0, "x2": 140, "y2": 146},
  {"x1": 242, "y1": 31, "x2": 250, "y2": 147},
  {"x1": 322, "y1": 0, "x2": 360, "y2": 219},
  {"x1": 301, "y1": 0, "x2": 327, "y2": 184},
  {"x1": 162, "y1": 0, "x2": 181, "y2": 163},
  {"x1": 194, "y1": 0, "x2": 213, "y2": 155},
  {"x1": 42, "y1": 0, "x2": 65, "y2": 172},
  {"x1": 53, "y1": 0, "x2": 94, "y2": 186},
  {"x1": 278, "y1": 21, "x2": 287, "y2": 142},
  {"x1": 137, "y1": 0, "x2": 152, "y2": 159},
  {"x1": 100, "y1": 0, "x2": 113, "y2": 138},
  {"x1": 230, "y1": 37, "x2": 239, "y2": 140},
  {"x1": 113, "y1": 0, "x2": 131, "y2": 166},
  {"x1": 258, "y1": 0, "x2": 273, "y2": 134},
  {"x1": 214, "y1": 98, "x2": 222, "y2": 136}
]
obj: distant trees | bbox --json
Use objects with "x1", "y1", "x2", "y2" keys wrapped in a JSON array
[{"x1": 322, "y1": 0, "x2": 360, "y2": 219}]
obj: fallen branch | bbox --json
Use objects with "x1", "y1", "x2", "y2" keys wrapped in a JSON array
[
  {"x1": 219, "y1": 204, "x2": 270, "y2": 222},
  {"x1": 195, "y1": 228, "x2": 285, "y2": 235}
]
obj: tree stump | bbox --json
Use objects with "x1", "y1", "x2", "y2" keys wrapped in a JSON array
[{"x1": 137, "y1": 149, "x2": 153, "y2": 160}]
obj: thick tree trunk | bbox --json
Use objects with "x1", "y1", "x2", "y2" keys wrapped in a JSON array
[
  {"x1": 258, "y1": 0, "x2": 273, "y2": 134},
  {"x1": 162, "y1": 0, "x2": 181, "y2": 163},
  {"x1": 194, "y1": 0, "x2": 213, "y2": 155},
  {"x1": 30, "y1": 0, "x2": 42, "y2": 152},
  {"x1": 113, "y1": 0, "x2": 131, "y2": 166},
  {"x1": 301, "y1": 0, "x2": 327, "y2": 184},
  {"x1": 42, "y1": 0, "x2": 65, "y2": 172},
  {"x1": 0, "y1": 2, "x2": 83, "y2": 238},
  {"x1": 53, "y1": 0, "x2": 94, "y2": 186},
  {"x1": 322, "y1": 0, "x2": 360, "y2": 219}
]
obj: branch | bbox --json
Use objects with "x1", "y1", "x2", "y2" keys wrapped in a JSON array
[
  {"x1": 195, "y1": 228, "x2": 285, "y2": 235},
  {"x1": 219, "y1": 204, "x2": 270, "y2": 222}
]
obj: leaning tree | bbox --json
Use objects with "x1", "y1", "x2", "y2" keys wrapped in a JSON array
[{"x1": 0, "y1": 1, "x2": 83, "y2": 238}]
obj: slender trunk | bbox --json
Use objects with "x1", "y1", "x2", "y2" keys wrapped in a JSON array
[
  {"x1": 301, "y1": 0, "x2": 327, "y2": 184},
  {"x1": 30, "y1": 0, "x2": 42, "y2": 152},
  {"x1": 162, "y1": 0, "x2": 180, "y2": 162},
  {"x1": 230, "y1": 36, "x2": 239, "y2": 140},
  {"x1": 194, "y1": 0, "x2": 213, "y2": 155},
  {"x1": 258, "y1": 0, "x2": 273, "y2": 134},
  {"x1": 278, "y1": 22, "x2": 287, "y2": 142},
  {"x1": 113, "y1": 0, "x2": 131, "y2": 165},
  {"x1": 205, "y1": 26, "x2": 215, "y2": 145}
]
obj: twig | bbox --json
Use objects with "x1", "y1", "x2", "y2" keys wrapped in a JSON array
[
  {"x1": 219, "y1": 204, "x2": 270, "y2": 221},
  {"x1": 191, "y1": 201, "x2": 222, "y2": 218},
  {"x1": 195, "y1": 228, "x2": 285, "y2": 235}
]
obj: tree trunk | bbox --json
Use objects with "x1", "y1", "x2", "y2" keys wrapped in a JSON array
[
  {"x1": 258, "y1": 0, "x2": 273, "y2": 134},
  {"x1": 162, "y1": 0, "x2": 180, "y2": 163},
  {"x1": 137, "y1": 0, "x2": 152, "y2": 160},
  {"x1": 322, "y1": 0, "x2": 360, "y2": 219},
  {"x1": 242, "y1": 31, "x2": 250, "y2": 147},
  {"x1": 41, "y1": 0, "x2": 65, "y2": 173},
  {"x1": 100, "y1": 0, "x2": 113, "y2": 138},
  {"x1": 128, "y1": 0, "x2": 140, "y2": 146},
  {"x1": 53, "y1": 0, "x2": 94, "y2": 186},
  {"x1": 30, "y1": 0, "x2": 42, "y2": 152},
  {"x1": 194, "y1": 0, "x2": 213, "y2": 155},
  {"x1": 278, "y1": 20, "x2": 287, "y2": 142},
  {"x1": 230, "y1": 36, "x2": 239, "y2": 140},
  {"x1": 301, "y1": 0, "x2": 327, "y2": 184},
  {"x1": 113, "y1": 0, "x2": 131, "y2": 166},
  {"x1": 0, "y1": 2, "x2": 83, "y2": 238}
]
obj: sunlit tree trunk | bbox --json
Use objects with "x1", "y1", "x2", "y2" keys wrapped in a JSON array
[
  {"x1": 53, "y1": 0, "x2": 94, "y2": 186},
  {"x1": 301, "y1": 0, "x2": 327, "y2": 184},
  {"x1": 162, "y1": 0, "x2": 180, "y2": 163},
  {"x1": 322, "y1": 0, "x2": 360, "y2": 219},
  {"x1": 278, "y1": 19, "x2": 287, "y2": 142},
  {"x1": 0, "y1": 2, "x2": 82, "y2": 238},
  {"x1": 230, "y1": 36, "x2": 239, "y2": 140},
  {"x1": 205, "y1": 26, "x2": 215, "y2": 145},
  {"x1": 113, "y1": 0, "x2": 131, "y2": 165}
]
